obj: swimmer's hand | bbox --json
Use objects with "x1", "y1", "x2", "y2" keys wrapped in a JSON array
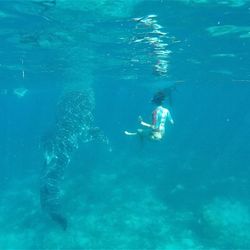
[{"x1": 138, "y1": 116, "x2": 152, "y2": 128}]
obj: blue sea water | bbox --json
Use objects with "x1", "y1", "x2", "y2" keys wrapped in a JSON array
[{"x1": 0, "y1": 0, "x2": 250, "y2": 249}]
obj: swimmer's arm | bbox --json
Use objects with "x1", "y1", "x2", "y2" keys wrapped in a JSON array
[
  {"x1": 138, "y1": 116, "x2": 153, "y2": 128},
  {"x1": 168, "y1": 111, "x2": 174, "y2": 125},
  {"x1": 141, "y1": 121, "x2": 153, "y2": 128}
]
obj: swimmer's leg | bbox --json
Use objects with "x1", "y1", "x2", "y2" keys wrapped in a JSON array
[
  {"x1": 137, "y1": 129, "x2": 146, "y2": 147},
  {"x1": 124, "y1": 129, "x2": 148, "y2": 138},
  {"x1": 124, "y1": 129, "x2": 149, "y2": 148},
  {"x1": 124, "y1": 131, "x2": 137, "y2": 136}
]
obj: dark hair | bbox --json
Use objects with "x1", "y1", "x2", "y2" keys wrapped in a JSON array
[{"x1": 151, "y1": 91, "x2": 165, "y2": 105}]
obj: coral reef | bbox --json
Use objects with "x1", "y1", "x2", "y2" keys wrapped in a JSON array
[
  {"x1": 0, "y1": 157, "x2": 203, "y2": 249},
  {"x1": 202, "y1": 198, "x2": 250, "y2": 248}
]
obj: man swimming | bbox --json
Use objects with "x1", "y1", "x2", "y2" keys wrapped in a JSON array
[{"x1": 124, "y1": 90, "x2": 174, "y2": 141}]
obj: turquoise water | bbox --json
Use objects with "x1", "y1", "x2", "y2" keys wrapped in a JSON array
[{"x1": 1, "y1": 0, "x2": 250, "y2": 249}]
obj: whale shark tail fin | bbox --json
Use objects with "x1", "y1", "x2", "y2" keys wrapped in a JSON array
[{"x1": 50, "y1": 212, "x2": 68, "y2": 231}]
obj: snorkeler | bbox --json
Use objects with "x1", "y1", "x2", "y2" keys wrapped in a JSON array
[{"x1": 124, "y1": 90, "x2": 174, "y2": 141}]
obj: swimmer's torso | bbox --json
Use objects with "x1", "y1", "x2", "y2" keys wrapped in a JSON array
[{"x1": 152, "y1": 106, "x2": 170, "y2": 139}]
